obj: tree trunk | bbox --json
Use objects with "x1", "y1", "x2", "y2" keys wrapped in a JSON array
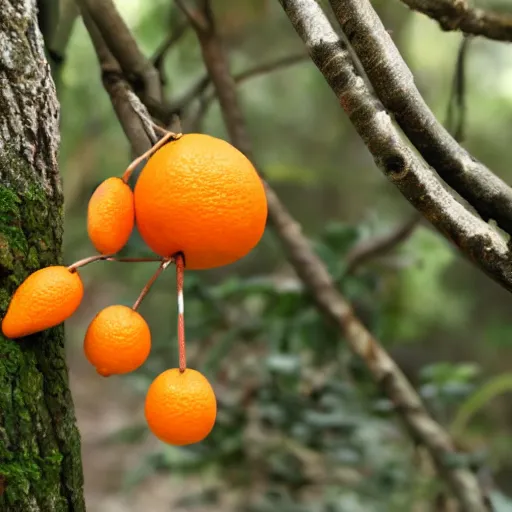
[{"x1": 0, "y1": 1, "x2": 85, "y2": 510}]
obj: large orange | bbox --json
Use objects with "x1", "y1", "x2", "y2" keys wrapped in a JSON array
[
  {"x1": 133, "y1": 134, "x2": 267, "y2": 270},
  {"x1": 2, "y1": 266, "x2": 84, "y2": 338},
  {"x1": 84, "y1": 305, "x2": 151, "y2": 377},
  {"x1": 145, "y1": 368, "x2": 217, "y2": 445}
]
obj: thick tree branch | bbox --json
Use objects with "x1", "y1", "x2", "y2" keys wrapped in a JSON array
[
  {"x1": 329, "y1": 0, "x2": 512, "y2": 235},
  {"x1": 344, "y1": 214, "x2": 422, "y2": 275},
  {"x1": 78, "y1": 0, "x2": 162, "y2": 103},
  {"x1": 399, "y1": 0, "x2": 512, "y2": 42},
  {"x1": 181, "y1": 0, "x2": 489, "y2": 509}
]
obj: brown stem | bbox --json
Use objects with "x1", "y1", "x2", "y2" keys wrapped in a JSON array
[
  {"x1": 132, "y1": 258, "x2": 173, "y2": 311},
  {"x1": 67, "y1": 254, "x2": 112, "y2": 272},
  {"x1": 106, "y1": 257, "x2": 163, "y2": 263},
  {"x1": 122, "y1": 130, "x2": 180, "y2": 183}
]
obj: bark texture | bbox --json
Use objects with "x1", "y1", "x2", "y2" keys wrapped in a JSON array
[{"x1": 0, "y1": 1, "x2": 85, "y2": 510}]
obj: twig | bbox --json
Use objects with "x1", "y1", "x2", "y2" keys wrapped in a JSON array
[
  {"x1": 399, "y1": 0, "x2": 512, "y2": 43},
  {"x1": 445, "y1": 35, "x2": 472, "y2": 142},
  {"x1": 77, "y1": 0, "x2": 162, "y2": 103},
  {"x1": 329, "y1": 0, "x2": 512, "y2": 235},
  {"x1": 68, "y1": 254, "x2": 112, "y2": 272},
  {"x1": 79, "y1": 8, "x2": 154, "y2": 156},
  {"x1": 177, "y1": 52, "x2": 309, "y2": 120},
  {"x1": 132, "y1": 259, "x2": 173, "y2": 311},
  {"x1": 152, "y1": 20, "x2": 189, "y2": 70},
  {"x1": 344, "y1": 214, "x2": 422, "y2": 275},
  {"x1": 122, "y1": 129, "x2": 179, "y2": 183},
  {"x1": 278, "y1": 1, "x2": 492, "y2": 509}
]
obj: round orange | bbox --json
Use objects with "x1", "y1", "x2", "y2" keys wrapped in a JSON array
[
  {"x1": 2, "y1": 266, "x2": 84, "y2": 339},
  {"x1": 84, "y1": 305, "x2": 151, "y2": 377},
  {"x1": 88, "y1": 177, "x2": 134, "y2": 254},
  {"x1": 145, "y1": 368, "x2": 217, "y2": 445},
  {"x1": 133, "y1": 133, "x2": 267, "y2": 270}
]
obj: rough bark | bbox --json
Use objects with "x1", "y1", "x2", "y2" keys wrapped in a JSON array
[{"x1": 0, "y1": 1, "x2": 85, "y2": 511}]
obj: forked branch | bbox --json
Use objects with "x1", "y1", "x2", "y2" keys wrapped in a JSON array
[{"x1": 329, "y1": 0, "x2": 512, "y2": 234}]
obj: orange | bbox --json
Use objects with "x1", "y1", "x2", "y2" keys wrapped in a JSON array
[
  {"x1": 84, "y1": 305, "x2": 151, "y2": 377},
  {"x1": 2, "y1": 266, "x2": 84, "y2": 338},
  {"x1": 145, "y1": 368, "x2": 217, "y2": 445},
  {"x1": 134, "y1": 133, "x2": 267, "y2": 270},
  {"x1": 88, "y1": 177, "x2": 134, "y2": 254}
]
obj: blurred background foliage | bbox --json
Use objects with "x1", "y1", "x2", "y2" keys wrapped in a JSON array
[{"x1": 59, "y1": 0, "x2": 512, "y2": 510}]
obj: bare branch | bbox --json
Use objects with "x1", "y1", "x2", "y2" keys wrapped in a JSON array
[
  {"x1": 399, "y1": 0, "x2": 512, "y2": 42},
  {"x1": 78, "y1": 0, "x2": 162, "y2": 102},
  {"x1": 344, "y1": 214, "x2": 422, "y2": 275},
  {"x1": 80, "y1": 8, "x2": 154, "y2": 155},
  {"x1": 186, "y1": 0, "x2": 490, "y2": 508},
  {"x1": 177, "y1": 52, "x2": 309, "y2": 122},
  {"x1": 151, "y1": 20, "x2": 189, "y2": 70},
  {"x1": 329, "y1": 0, "x2": 512, "y2": 235},
  {"x1": 175, "y1": 0, "x2": 209, "y2": 32}
]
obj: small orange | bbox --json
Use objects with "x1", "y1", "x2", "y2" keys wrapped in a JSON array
[
  {"x1": 2, "y1": 266, "x2": 84, "y2": 338},
  {"x1": 87, "y1": 177, "x2": 135, "y2": 254},
  {"x1": 134, "y1": 133, "x2": 267, "y2": 270},
  {"x1": 145, "y1": 368, "x2": 217, "y2": 445},
  {"x1": 84, "y1": 305, "x2": 151, "y2": 377}
]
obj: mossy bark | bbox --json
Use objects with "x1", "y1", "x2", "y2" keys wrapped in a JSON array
[{"x1": 0, "y1": 1, "x2": 85, "y2": 511}]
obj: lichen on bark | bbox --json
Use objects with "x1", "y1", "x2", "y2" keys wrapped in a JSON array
[{"x1": 0, "y1": 1, "x2": 85, "y2": 511}]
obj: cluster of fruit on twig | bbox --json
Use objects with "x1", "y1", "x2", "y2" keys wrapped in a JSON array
[{"x1": 2, "y1": 128, "x2": 268, "y2": 446}]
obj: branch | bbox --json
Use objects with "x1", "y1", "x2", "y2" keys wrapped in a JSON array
[
  {"x1": 151, "y1": 19, "x2": 189, "y2": 72},
  {"x1": 184, "y1": 0, "x2": 489, "y2": 509},
  {"x1": 80, "y1": 8, "x2": 154, "y2": 155},
  {"x1": 329, "y1": 0, "x2": 512, "y2": 235},
  {"x1": 399, "y1": 0, "x2": 512, "y2": 42},
  {"x1": 178, "y1": 53, "x2": 309, "y2": 128},
  {"x1": 278, "y1": 0, "x2": 496, "y2": 508},
  {"x1": 344, "y1": 213, "x2": 422, "y2": 275},
  {"x1": 78, "y1": 0, "x2": 162, "y2": 103}
]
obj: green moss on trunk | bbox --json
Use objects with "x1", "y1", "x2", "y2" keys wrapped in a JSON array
[{"x1": 0, "y1": 178, "x2": 85, "y2": 511}]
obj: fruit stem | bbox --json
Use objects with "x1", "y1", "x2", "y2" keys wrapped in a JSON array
[
  {"x1": 122, "y1": 131, "x2": 182, "y2": 183},
  {"x1": 106, "y1": 257, "x2": 164, "y2": 263},
  {"x1": 68, "y1": 254, "x2": 113, "y2": 272},
  {"x1": 175, "y1": 253, "x2": 187, "y2": 373},
  {"x1": 132, "y1": 258, "x2": 173, "y2": 311}
]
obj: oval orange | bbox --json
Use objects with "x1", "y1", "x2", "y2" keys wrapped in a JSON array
[
  {"x1": 87, "y1": 177, "x2": 135, "y2": 254},
  {"x1": 2, "y1": 266, "x2": 84, "y2": 339},
  {"x1": 145, "y1": 368, "x2": 217, "y2": 445},
  {"x1": 133, "y1": 134, "x2": 267, "y2": 270},
  {"x1": 84, "y1": 305, "x2": 151, "y2": 377}
]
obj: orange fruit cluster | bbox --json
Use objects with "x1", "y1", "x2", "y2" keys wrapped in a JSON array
[{"x1": 1, "y1": 131, "x2": 267, "y2": 446}]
